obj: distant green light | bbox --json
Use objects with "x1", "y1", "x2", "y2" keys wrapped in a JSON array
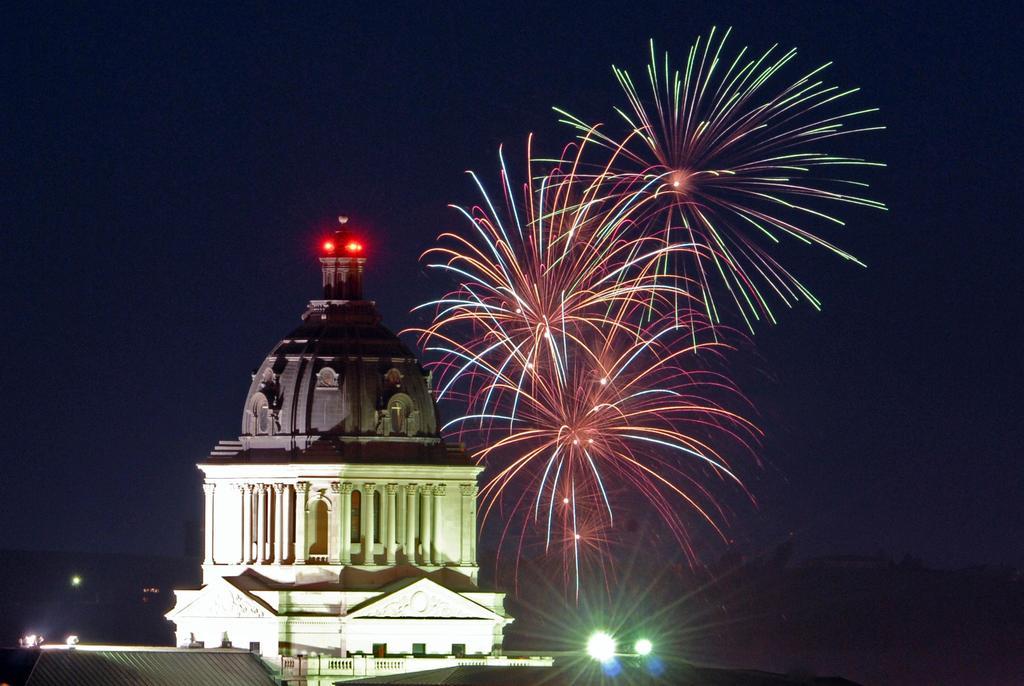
[
  {"x1": 586, "y1": 631, "x2": 616, "y2": 663},
  {"x1": 634, "y1": 638, "x2": 653, "y2": 656},
  {"x1": 70, "y1": 575, "x2": 82, "y2": 587}
]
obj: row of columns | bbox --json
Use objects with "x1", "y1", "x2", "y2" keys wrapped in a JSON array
[
  {"x1": 230, "y1": 483, "x2": 294, "y2": 565},
  {"x1": 202, "y1": 481, "x2": 478, "y2": 568}
]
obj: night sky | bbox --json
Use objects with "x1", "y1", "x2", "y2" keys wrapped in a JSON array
[{"x1": 2, "y1": 2, "x2": 1020, "y2": 570}]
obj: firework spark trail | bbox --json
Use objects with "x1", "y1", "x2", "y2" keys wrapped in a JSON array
[
  {"x1": 553, "y1": 27, "x2": 886, "y2": 331},
  {"x1": 411, "y1": 140, "x2": 760, "y2": 597}
]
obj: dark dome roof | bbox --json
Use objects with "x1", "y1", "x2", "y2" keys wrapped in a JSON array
[{"x1": 240, "y1": 298, "x2": 440, "y2": 441}]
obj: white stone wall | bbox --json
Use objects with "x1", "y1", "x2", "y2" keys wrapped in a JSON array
[{"x1": 344, "y1": 618, "x2": 497, "y2": 656}]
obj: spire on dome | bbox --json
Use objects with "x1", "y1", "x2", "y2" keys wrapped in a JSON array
[{"x1": 320, "y1": 215, "x2": 366, "y2": 300}]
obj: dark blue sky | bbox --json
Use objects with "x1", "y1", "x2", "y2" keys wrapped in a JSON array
[{"x1": 2, "y1": 2, "x2": 1020, "y2": 568}]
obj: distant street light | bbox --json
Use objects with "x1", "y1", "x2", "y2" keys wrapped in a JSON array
[
  {"x1": 634, "y1": 638, "x2": 653, "y2": 656},
  {"x1": 70, "y1": 575, "x2": 82, "y2": 587},
  {"x1": 586, "y1": 631, "x2": 616, "y2": 663}
]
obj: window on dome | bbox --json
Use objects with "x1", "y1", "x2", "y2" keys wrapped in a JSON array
[
  {"x1": 390, "y1": 402, "x2": 405, "y2": 434},
  {"x1": 386, "y1": 393, "x2": 414, "y2": 436},
  {"x1": 248, "y1": 393, "x2": 271, "y2": 435}
]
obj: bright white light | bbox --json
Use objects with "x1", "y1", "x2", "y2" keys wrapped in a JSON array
[
  {"x1": 599, "y1": 377, "x2": 607, "y2": 385},
  {"x1": 634, "y1": 638, "x2": 652, "y2": 656},
  {"x1": 562, "y1": 497, "x2": 569, "y2": 504},
  {"x1": 21, "y1": 634, "x2": 40, "y2": 647},
  {"x1": 66, "y1": 635, "x2": 79, "y2": 646},
  {"x1": 586, "y1": 631, "x2": 616, "y2": 663}
]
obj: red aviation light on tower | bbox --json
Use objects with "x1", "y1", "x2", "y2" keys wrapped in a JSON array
[
  {"x1": 321, "y1": 239, "x2": 336, "y2": 254},
  {"x1": 344, "y1": 239, "x2": 363, "y2": 254}
]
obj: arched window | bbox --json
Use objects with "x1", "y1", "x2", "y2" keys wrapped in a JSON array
[
  {"x1": 351, "y1": 490, "x2": 361, "y2": 543},
  {"x1": 309, "y1": 499, "x2": 329, "y2": 556},
  {"x1": 386, "y1": 392, "x2": 415, "y2": 436},
  {"x1": 247, "y1": 393, "x2": 271, "y2": 435},
  {"x1": 373, "y1": 491, "x2": 381, "y2": 543}
]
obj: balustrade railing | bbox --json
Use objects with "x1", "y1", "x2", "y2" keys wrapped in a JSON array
[{"x1": 279, "y1": 654, "x2": 552, "y2": 677}]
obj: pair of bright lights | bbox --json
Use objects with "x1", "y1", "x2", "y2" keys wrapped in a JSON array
[
  {"x1": 322, "y1": 240, "x2": 363, "y2": 254},
  {"x1": 586, "y1": 632, "x2": 653, "y2": 662}
]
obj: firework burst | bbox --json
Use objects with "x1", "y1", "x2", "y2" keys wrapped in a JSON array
[
  {"x1": 555, "y1": 27, "x2": 887, "y2": 330},
  {"x1": 411, "y1": 140, "x2": 759, "y2": 597}
]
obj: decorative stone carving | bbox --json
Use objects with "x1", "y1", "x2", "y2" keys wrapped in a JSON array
[
  {"x1": 433, "y1": 484, "x2": 447, "y2": 497},
  {"x1": 295, "y1": 481, "x2": 310, "y2": 495},
  {"x1": 385, "y1": 483, "x2": 399, "y2": 495},
  {"x1": 330, "y1": 482, "x2": 340, "y2": 494},
  {"x1": 339, "y1": 482, "x2": 354, "y2": 495},
  {"x1": 358, "y1": 588, "x2": 489, "y2": 619},
  {"x1": 383, "y1": 367, "x2": 403, "y2": 389},
  {"x1": 258, "y1": 369, "x2": 282, "y2": 406},
  {"x1": 203, "y1": 483, "x2": 216, "y2": 495},
  {"x1": 251, "y1": 370, "x2": 284, "y2": 435},
  {"x1": 185, "y1": 587, "x2": 271, "y2": 619},
  {"x1": 316, "y1": 367, "x2": 338, "y2": 388},
  {"x1": 459, "y1": 483, "x2": 478, "y2": 497},
  {"x1": 273, "y1": 483, "x2": 286, "y2": 493}
]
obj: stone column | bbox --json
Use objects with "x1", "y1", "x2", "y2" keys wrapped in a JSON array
[
  {"x1": 294, "y1": 482, "x2": 310, "y2": 565},
  {"x1": 432, "y1": 484, "x2": 446, "y2": 565},
  {"x1": 395, "y1": 489, "x2": 403, "y2": 548},
  {"x1": 363, "y1": 483, "x2": 376, "y2": 564},
  {"x1": 235, "y1": 484, "x2": 247, "y2": 564},
  {"x1": 459, "y1": 483, "x2": 477, "y2": 566},
  {"x1": 243, "y1": 484, "x2": 255, "y2": 563},
  {"x1": 405, "y1": 484, "x2": 418, "y2": 563},
  {"x1": 273, "y1": 484, "x2": 285, "y2": 564},
  {"x1": 420, "y1": 485, "x2": 432, "y2": 566},
  {"x1": 257, "y1": 484, "x2": 268, "y2": 563},
  {"x1": 385, "y1": 484, "x2": 398, "y2": 565},
  {"x1": 282, "y1": 484, "x2": 292, "y2": 564},
  {"x1": 202, "y1": 483, "x2": 215, "y2": 565},
  {"x1": 340, "y1": 482, "x2": 354, "y2": 564},
  {"x1": 329, "y1": 482, "x2": 341, "y2": 564}
]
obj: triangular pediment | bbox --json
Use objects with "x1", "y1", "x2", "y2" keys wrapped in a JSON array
[
  {"x1": 168, "y1": 577, "x2": 275, "y2": 619},
  {"x1": 347, "y1": 578, "x2": 500, "y2": 620}
]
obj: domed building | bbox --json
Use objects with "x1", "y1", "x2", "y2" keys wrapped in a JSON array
[{"x1": 166, "y1": 224, "x2": 516, "y2": 674}]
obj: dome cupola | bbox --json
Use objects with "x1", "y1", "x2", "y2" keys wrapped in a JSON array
[{"x1": 227, "y1": 217, "x2": 453, "y2": 463}]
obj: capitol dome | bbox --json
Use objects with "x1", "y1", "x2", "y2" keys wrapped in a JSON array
[
  {"x1": 211, "y1": 222, "x2": 463, "y2": 465},
  {"x1": 173, "y1": 220, "x2": 510, "y2": 668}
]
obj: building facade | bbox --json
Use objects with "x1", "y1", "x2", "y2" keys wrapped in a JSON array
[{"x1": 166, "y1": 226, "x2": 512, "y2": 660}]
